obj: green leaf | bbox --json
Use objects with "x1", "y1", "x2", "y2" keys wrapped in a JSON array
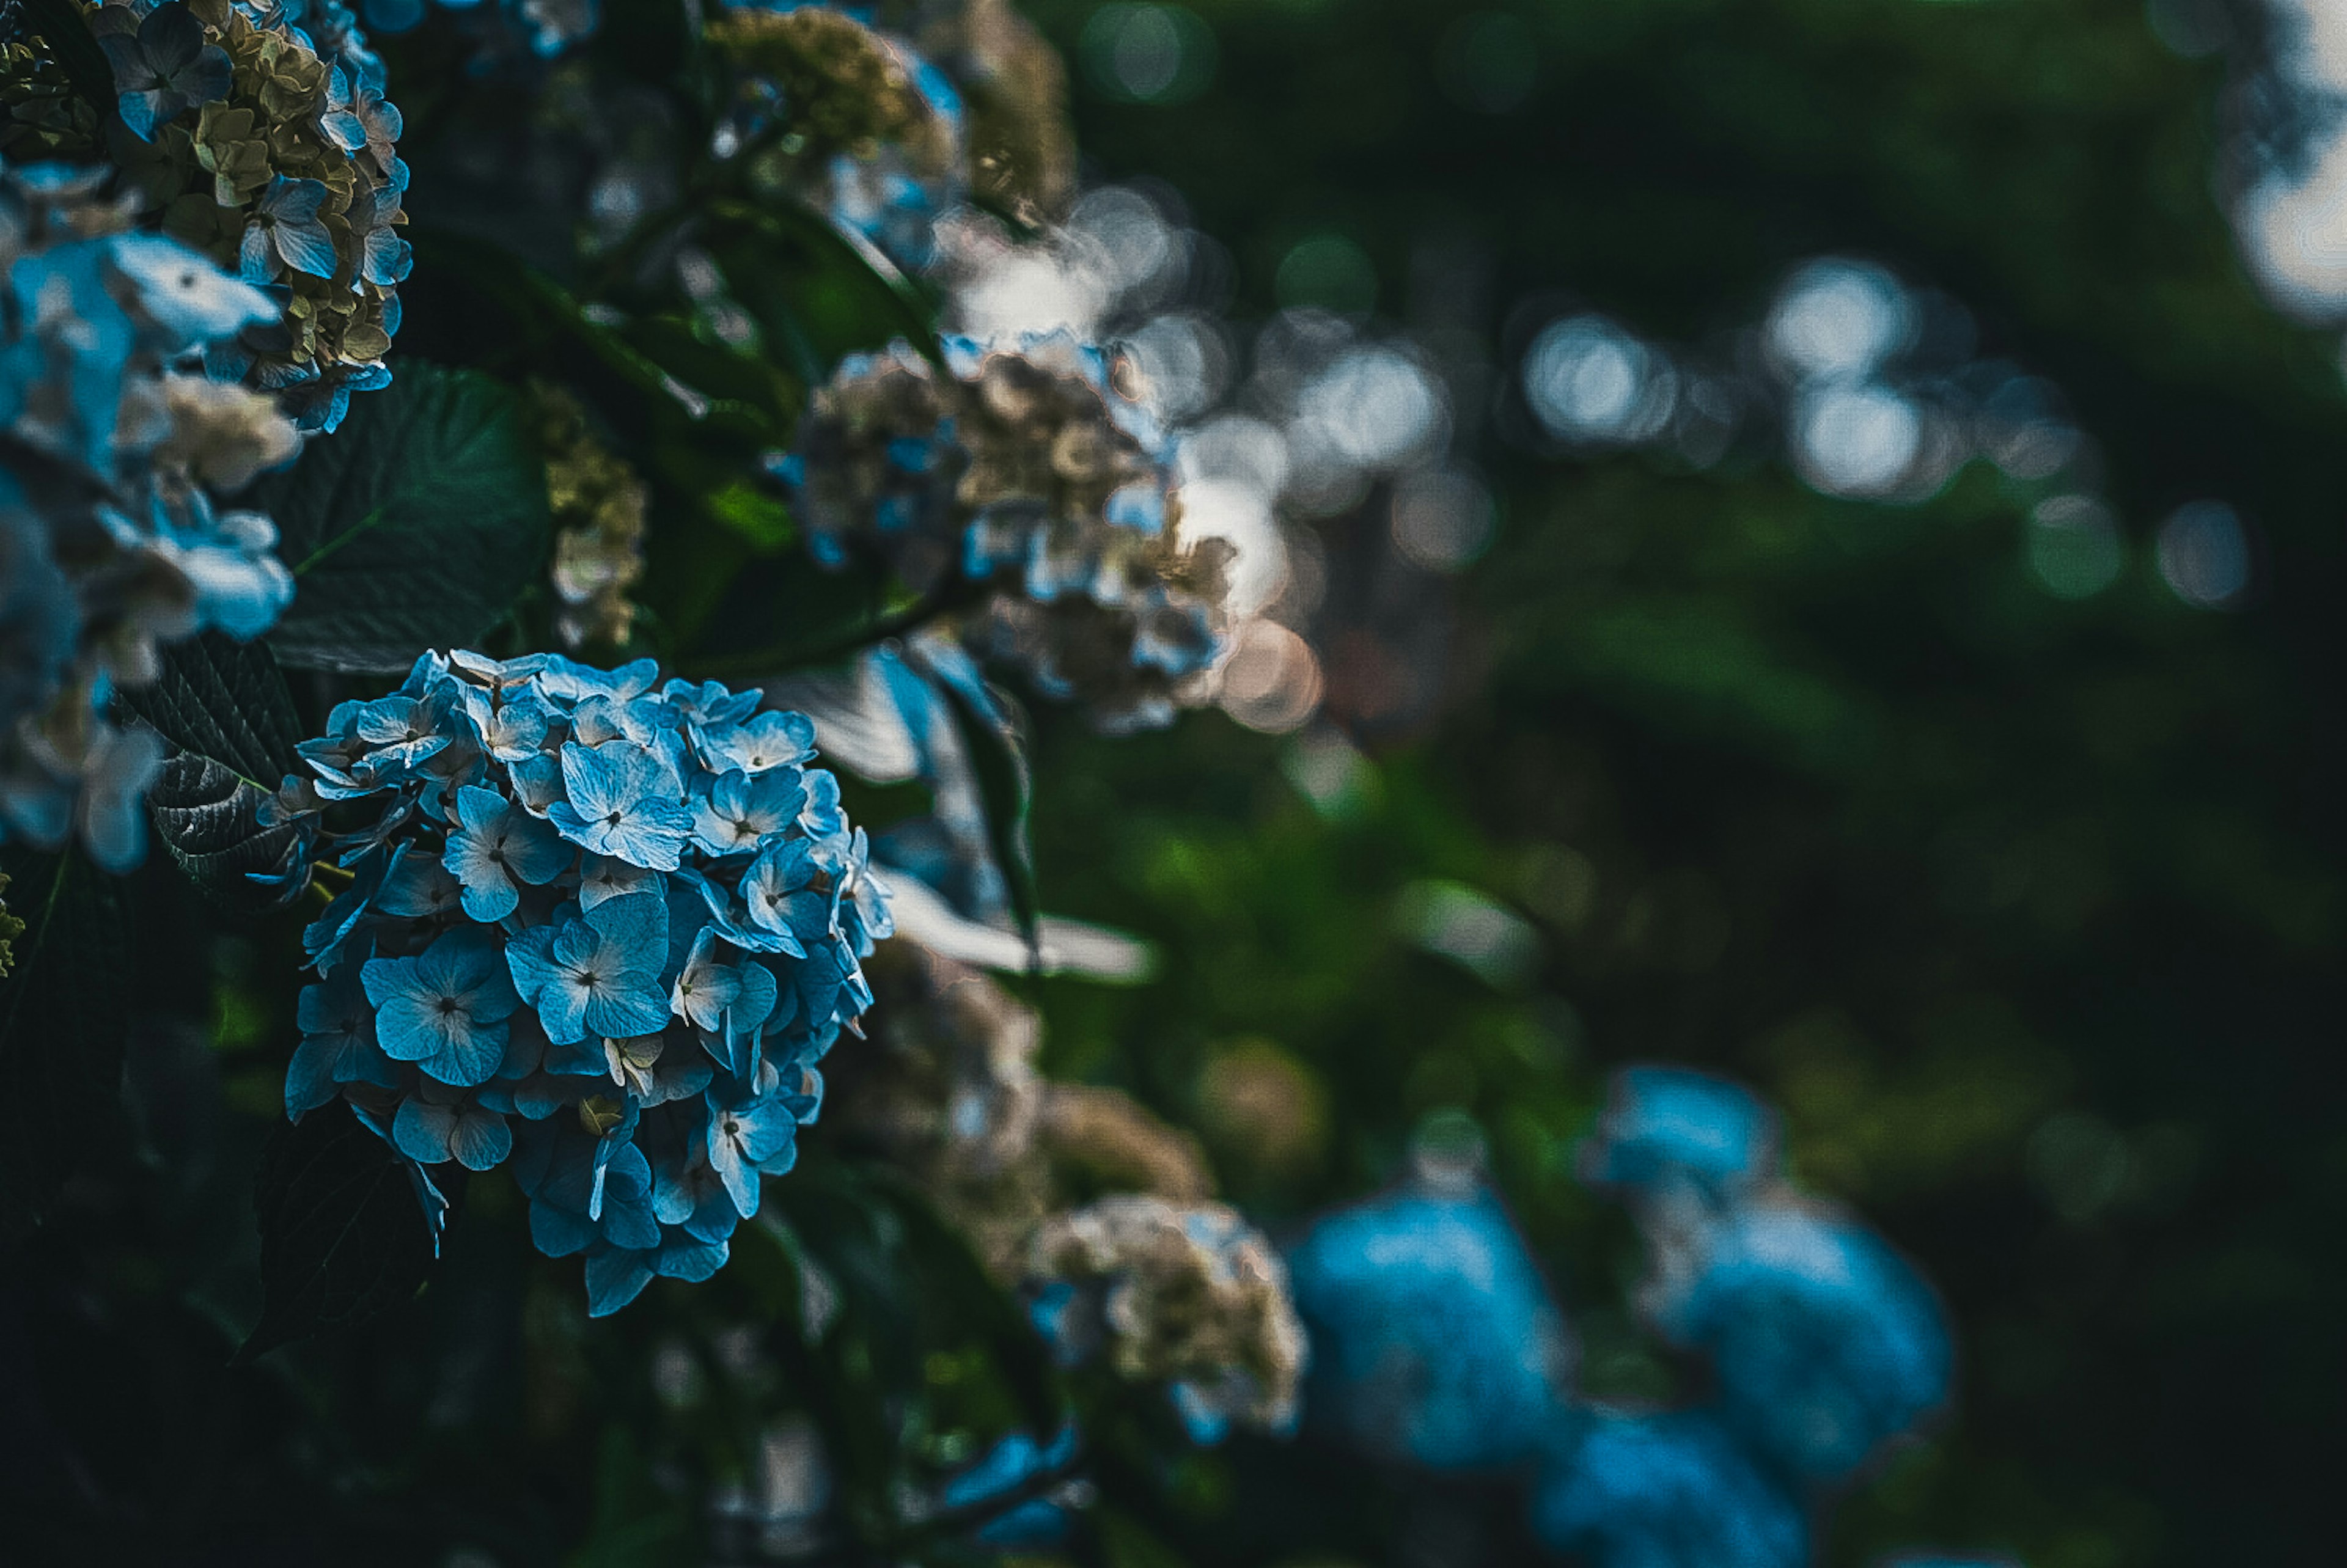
[
  {"x1": 117, "y1": 636, "x2": 308, "y2": 910},
  {"x1": 935, "y1": 673, "x2": 1041, "y2": 954},
  {"x1": 238, "y1": 1101, "x2": 439, "y2": 1362},
  {"x1": 860, "y1": 1165, "x2": 1063, "y2": 1439},
  {"x1": 144, "y1": 755, "x2": 309, "y2": 914},
  {"x1": 117, "y1": 632, "x2": 303, "y2": 791},
  {"x1": 0, "y1": 847, "x2": 129, "y2": 1238},
  {"x1": 252, "y1": 362, "x2": 553, "y2": 673},
  {"x1": 705, "y1": 197, "x2": 943, "y2": 381},
  {"x1": 18, "y1": 0, "x2": 115, "y2": 118}
]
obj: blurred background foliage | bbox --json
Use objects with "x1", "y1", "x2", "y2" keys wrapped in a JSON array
[{"x1": 1002, "y1": 1, "x2": 2346, "y2": 1564}]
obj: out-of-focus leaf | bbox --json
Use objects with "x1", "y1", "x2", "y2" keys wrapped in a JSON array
[
  {"x1": 705, "y1": 197, "x2": 943, "y2": 380},
  {"x1": 117, "y1": 632, "x2": 303, "y2": 791},
  {"x1": 617, "y1": 313, "x2": 803, "y2": 440},
  {"x1": 0, "y1": 847, "x2": 128, "y2": 1237},
  {"x1": 252, "y1": 362, "x2": 552, "y2": 673},
  {"x1": 18, "y1": 0, "x2": 113, "y2": 115},
  {"x1": 934, "y1": 671, "x2": 1040, "y2": 954},
  {"x1": 239, "y1": 1102, "x2": 438, "y2": 1361},
  {"x1": 571, "y1": 1423, "x2": 693, "y2": 1568},
  {"x1": 861, "y1": 1165, "x2": 1063, "y2": 1439}
]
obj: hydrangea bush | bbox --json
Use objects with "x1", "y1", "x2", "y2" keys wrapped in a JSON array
[
  {"x1": 0, "y1": 2, "x2": 2002, "y2": 1563},
  {"x1": 0, "y1": 155, "x2": 295, "y2": 867},
  {"x1": 265, "y1": 648, "x2": 891, "y2": 1312}
]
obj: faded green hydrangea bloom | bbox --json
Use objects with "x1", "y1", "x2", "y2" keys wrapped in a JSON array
[
  {"x1": 1029, "y1": 1193, "x2": 1306, "y2": 1438},
  {"x1": 5, "y1": 0, "x2": 414, "y2": 430},
  {"x1": 0, "y1": 869, "x2": 23, "y2": 976},
  {"x1": 537, "y1": 386, "x2": 647, "y2": 655}
]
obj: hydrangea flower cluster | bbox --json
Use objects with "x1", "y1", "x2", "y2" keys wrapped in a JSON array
[
  {"x1": 0, "y1": 868, "x2": 21, "y2": 974},
  {"x1": 708, "y1": 1, "x2": 966, "y2": 269},
  {"x1": 538, "y1": 384, "x2": 647, "y2": 655},
  {"x1": 1027, "y1": 1193, "x2": 1306, "y2": 1442},
  {"x1": 1288, "y1": 1069, "x2": 1955, "y2": 1567},
  {"x1": 76, "y1": 0, "x2": 409, "y2": 431},
  {"x1": 265, "y1": 649, "x2": 894, "y2": 1314},
  {"x1": 1, "y1": 156, "x2": 297, "y2": 868},
  {"x1": 1528, "y1": 1408, "x2": 1810, "y2": 1568},
  {"x1": 782, "y1": 331, "x2": 1230, "y2": 732},
  {"x1": 1285, "y1": 1182, "x2": 1574, "y2": 1471},
  {"x1": 1583, "y1": 1068, "x2": 1950, "y2": 1486}
]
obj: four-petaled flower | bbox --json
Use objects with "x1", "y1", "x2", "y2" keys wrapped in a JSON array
[
  {"x1": 285, "y1": 968, "x2": 397, "y2": 1117},
  {"x1": 548, "y1": 741, "x2": 693, "y2": 870},
  {"x1": 362, "y1": 929, "x2": 522, "y2": 1086},
  {"x1": 691, "y1": 767, "x2": 806, "y2": 857},
  {"x1": 240, "y1": 177, "x2": 340, "y2": 283},
  {"x1": 505, "y1": 892, "x2": 671, "y2": 1044},
  {"x1": 706, "y1": 1084, "x2": 798, "y2": 1217},
  {"x1": 698, "y1": 710, "x2": 815, "y2": 775},
  {"x1": 100, "y1": 2, "x2": 233, "y2": 142},
  {"x1": 394, "y1": 1079, "x2": 515, "y2": 1171},
  {"x1": 446, "y1": 785, "x2": 570, "y2": 921}
]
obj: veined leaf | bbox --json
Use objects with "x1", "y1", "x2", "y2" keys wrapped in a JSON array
[
  {"x1": 239, "y1": 1102, "x2": 440, "y2": 1361},
  {"x1": 253, "y1": 363, "x2": 553, "y2": 673},
  {"x1": 118, "y1": 632, "x2": 303, "y2": 791}
]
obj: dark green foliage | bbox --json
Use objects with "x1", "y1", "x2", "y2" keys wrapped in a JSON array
[
  {"x1": 702, "y1": 196, "x2": 944, "y2": 384},
  {"x1": 119, "y1": 631, "x2": 304, "y2": 790},
  {"x1": 144, "y1": 753, "x2": 308, "y2": 914},
  {"x1": 937, "y1": 668, "x2": 1043, "y2": 951},
  {"x1": 240, "y1": 1101, "x2": 441, "y2": 1363},
  {"x1": 119, "y1": 635, "x2": 310, "y2": 910},
  {"x1": 0, "y1": 848, "x2": 128, "y2": 1237},
  {"x1": 255, "y1": 363, "x2": 554, "y2": 673}
]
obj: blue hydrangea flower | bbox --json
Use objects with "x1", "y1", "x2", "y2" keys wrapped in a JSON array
[
  {"x1": 1645, "y1": 1200, "x2": 1951, "y2": 1482},
  {"x1": 938, "y1": 1424, "x2": 1079, "y2": 1548},
  {"x1": 1580, "y1": 1065, "x2": 1779, "y2": 1201},
  {"x1": 548, "y1": 741, "x2": 694, "y2": 869},
  {"x1": 268, "y1": 650, "x2": 884, "y2": 1315},
  {"x1": 507, "y1": 892, "x2": 672, "y2": 1044},
  {"x1": 1284, "y1": 1184, "x2": 1573, "y2": 1471},
  {"x1": 444, "y1": 783, "x2": 570, "y2": 920},
  {"x1": 1527, "y1": 1409, "x2": 1809, "y2": 1568},
  {"x1": 99, "y1": 1, "x2": 233, "y2": 142},
  {"x1": 362, "y1": 928, "x2": 522, "y2": 1086}
]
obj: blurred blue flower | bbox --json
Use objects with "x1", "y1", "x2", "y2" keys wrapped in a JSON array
[
  {"x1": 1580, "y1": 1064, "x2": 1777, "y2": 1199},
  {"x1": 1648, "y1": 1200, "x2": 1951, "y2": 1482},
  {"x1": 939, "y1": 1424, "x2": 1079, "y2": 1548},
  {"x1": 1285, "y1": 1184, "x2": 1573, "y2": 1471},
  {"x1": 1528, "y1": 1408, "x2": 1809, "y2": 1568},
  {"x1": 104, "y1": 233, "x2": 280, "y2": 354}
]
